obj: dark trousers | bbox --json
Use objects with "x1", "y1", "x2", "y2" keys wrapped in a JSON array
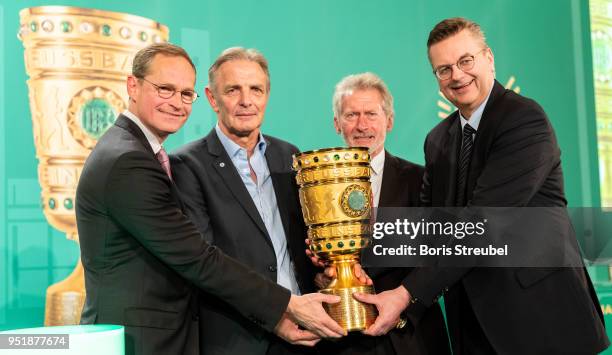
[{"x1": 445, "y1": 283, "x2": 496, "y2": 355}]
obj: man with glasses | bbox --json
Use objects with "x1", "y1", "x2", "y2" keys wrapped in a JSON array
[
  {"x1": 354, "y1": 17, "x2": 609, "y2": 354},
  {"x1": 77, "y1": 43, "x2": 346, "y2": 355}
]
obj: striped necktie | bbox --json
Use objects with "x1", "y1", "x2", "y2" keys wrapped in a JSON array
[
  {"x1": 156, "y1": 147, "x2": 173, "y2": 180},
  {"x1": 455, "y1": 123, "x2": 476, "y2": 206}
]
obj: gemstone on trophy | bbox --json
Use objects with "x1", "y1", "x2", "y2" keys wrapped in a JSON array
[
  {"x1": 64, "y1": 198, "x2": 74, "y2": 210},
  {"x1": 119, "y1": 26, "x2": 132, "y2": 39},
  {"x1": 79, "y1": 21, "x2": 93, "y2": 33},
  {"x1": 348, "y1": 190, "x2": 366, "y2": 211},
  {"x1": 101, "y1": 24, "x2": 111, "y2": 36},
  {"x1": 61, "y1": 21, "x2": 72, "y2": 33},
  {"x1": 41, "y1": 20, "x2": 54, "y2": 32}
]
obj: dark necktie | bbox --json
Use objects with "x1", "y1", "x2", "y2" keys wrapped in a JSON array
[
  {"x1": 455, "y1": 123, "x2": 476, "y2": 206},
  {"x1": 156, "y1": 147, "x2": 172, "y2": 180}
]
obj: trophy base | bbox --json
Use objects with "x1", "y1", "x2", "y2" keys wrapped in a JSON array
[
  {"x1": 44, "y1": 259, "x2": 86, "y2": 326},
  {"x1": 321, "y1": 285, "x2": 377, "y2": 332}
]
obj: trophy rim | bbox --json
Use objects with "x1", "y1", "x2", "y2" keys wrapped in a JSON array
[
  {"x1": 19, "y1": 6, "x2": 169, "y2": 33},
  {"x1": 295, "y1": 146, "x2": 369, "y2": 157}
]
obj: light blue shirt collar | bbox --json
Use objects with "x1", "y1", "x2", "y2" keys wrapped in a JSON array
[
  {"x1": 214, "y1": 124, "x2": 267, "y2": 157},
  {"x1": 459, "y1": 79, "x2": 495, "y2": 131}
]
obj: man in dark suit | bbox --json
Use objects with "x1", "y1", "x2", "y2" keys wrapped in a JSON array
[
  {"x1": 354, "y1": 18, "x2": 610, "y2": 354},
  {"x1": 76, "y1": 43, "x2": 345, "y2": 355},
  {"x1": 315, "y1": 72, "x2": 450, "y2": 355},
  {"x1": 170, "y1": 47, "x2": 360, "y2": 355}
]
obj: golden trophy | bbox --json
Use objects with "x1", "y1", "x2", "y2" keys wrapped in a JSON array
[
  {"x1": 18, "y1": 6, "x2": 169, "y2": 325},
  {"x1": 293, "y1": 147, "x2": 377, "y2": 331}
]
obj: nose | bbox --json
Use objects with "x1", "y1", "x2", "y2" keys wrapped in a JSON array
[
  {"x1": 450, "y1": 64, "x2": 466, "y2": 81},
  {"x1": 239, "y1": 91, "x2": 253, "y2": 107},
  {"x1": 167, "y1": 90, "x2": 184, "y2": 109},
  {"x1": 356, "y1": 115, "x2": 369, "y2": 130}
]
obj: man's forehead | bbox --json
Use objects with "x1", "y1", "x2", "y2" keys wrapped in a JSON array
[
  {"x1": 429, "y1": 31, "x2": 483, "y2": 64},
  {"x1": 343, "y1": 89, "x2": 383, "y2": 104},
  {"x1": 147, "y1": 56, "x2": 195, "y2": 82},
  {"x1": 149, "y1": 54, "x2": 191, "y2": 70},
  {"x1": 219, "y1": 60, "x2": 266, "y2": 76}
]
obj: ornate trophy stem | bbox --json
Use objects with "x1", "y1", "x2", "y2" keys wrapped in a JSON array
[
  {"x1": 44, "y1": 257, "x2": 85, "y2": 326},
  {"x1": 293, "y1": 147, "x2": 377, "y2": 332},
  {"x1": 322, "y1": 255, "x2": 376, "y2": 331}
]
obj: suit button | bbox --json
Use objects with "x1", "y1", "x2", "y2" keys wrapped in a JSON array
[{"x1": 268, "y1": 265, "x2": 277, "y2": 272}]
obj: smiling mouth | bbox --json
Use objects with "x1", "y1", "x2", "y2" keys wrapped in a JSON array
[
  {"x1": 451, "y1": 80, "x2": 474, "y2": 91},
  {"x1": 158, "y1": 109, "x2": 184, "y2": 118}
]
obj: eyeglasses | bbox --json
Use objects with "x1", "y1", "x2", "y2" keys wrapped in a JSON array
[
  {"x1": 139, "y1": 77, "x2": 199, "y2": 104},
  {"x1": 433, "y1": 48, "x2": 488, "y2": 80}
]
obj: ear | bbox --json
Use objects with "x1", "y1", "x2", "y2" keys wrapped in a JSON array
[
  {"x1": 486, "y1": 47, "x2": 495, "y2": 68},
  {"x1": 205, "y1": 86, "x2": 220, "y2": 113},
  {"x1": 333, "y1": 116, "x2": 341, "y2": 134},
  {"x1": 127, "y1": 75, "x2": 138, "y2": 102},
  {"x1": 386, "y1": 113, "x2": 394, "y2": 132}
]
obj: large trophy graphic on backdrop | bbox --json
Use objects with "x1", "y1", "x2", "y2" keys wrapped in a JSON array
[
  {"x1": 18, "y1": 6, "x2": 169, "y2": 325},
  {"x1": 293, "y1": 147, "x2": 377, "y2": 331}
]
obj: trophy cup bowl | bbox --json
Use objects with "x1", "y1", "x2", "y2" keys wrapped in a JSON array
[
  {"x1": 18, "y1": 6, "x2": 169, "y2": 325},
  {"x1": 293, "y1": 147, "x2": 377, "y2": 332}
]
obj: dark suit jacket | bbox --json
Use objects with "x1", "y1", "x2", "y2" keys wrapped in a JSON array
[
  {"x1": 322, "y1": 151, "x2": 450, "y2": 355},
  {"x1": 76, "y1": 115, "x2": 291, "y2": 355},
  {"x1": 170, "y1": 129, "x2": 316, "y2": 355},
  {"x1": 403, "y1": 81, "x2": 609, "y2": 354}
]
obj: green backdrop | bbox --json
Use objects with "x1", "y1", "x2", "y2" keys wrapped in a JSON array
[{"x1": 0, "y1": 0, "x2": 609, "y2": 349}]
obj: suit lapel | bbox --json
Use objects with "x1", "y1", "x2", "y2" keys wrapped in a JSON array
[
  {"x1": 466, "y1": 80, "x2": 506, "y2": 202},
  {"x1": 265, "y1": 139, "x2": 294, "y2": 242},
  {"x1": 379, "y1": 150, "x2": 398, "y2": 208},
  {"x1": 114, "y1": 115, "x2": 154, "y2": 155},
  {"x1": 206, "y1": 130, "x2": 272, "y2": 246},
  {"x1": 443, "y1": 113, "x2": 461, "y2": 206},
  {"x1": 114, "y1": 115, "x2": 186, "y2": 211}
]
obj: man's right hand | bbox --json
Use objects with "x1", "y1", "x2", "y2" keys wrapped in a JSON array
[
  {"x1": 274, "y1": 313, "x2": 320, "y2": 346},
  {"x1": 305, "y1": 239, "x2": 327, "y2": 268},
  {"x1": 285, "y1": 293, "x2": 346, "y2": 338}
]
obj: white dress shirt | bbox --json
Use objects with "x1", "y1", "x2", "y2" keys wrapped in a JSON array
[
  {"x1": 122, "y1": 110, "x2": 162, "y2": 154},
  {"x1": 370, "y1": 150, "x2": 385, "y2": 208}
]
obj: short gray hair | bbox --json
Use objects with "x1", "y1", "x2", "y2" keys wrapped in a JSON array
[
  {"x1": 332, "y1": 72, "x2": 394, "y2": 118},
  {"x1": 132, "y1": 42, "x2": 196, "y2": 78},
  {"x1": 208, "y1": 47, "x2": 270, "y2": 93}
]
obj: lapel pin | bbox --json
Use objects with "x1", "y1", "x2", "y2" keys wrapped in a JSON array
[{"x1": 219, "y1": 162, "x2": 225, "y2": 168}]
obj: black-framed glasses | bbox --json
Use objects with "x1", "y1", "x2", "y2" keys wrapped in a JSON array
[
  {"x1": 139, "y1": 77, "x2": 199, "y2": 104},
  {"x1": 433, "y1": 48, "x2": 488, "y2": 80}
]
